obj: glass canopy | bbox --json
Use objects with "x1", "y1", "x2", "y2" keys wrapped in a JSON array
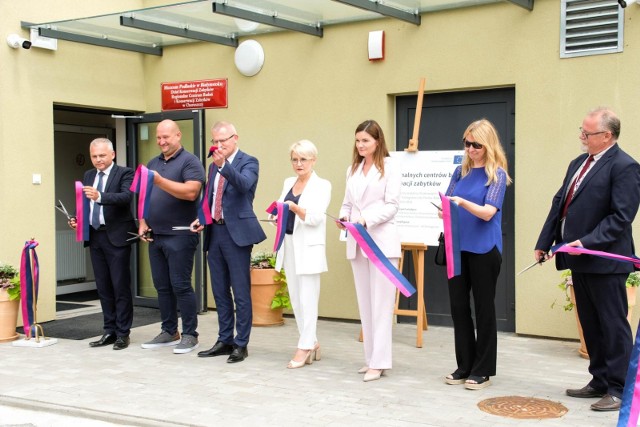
[{"x1": 22, "y1": 0, "x2": 532, "y2": 56}]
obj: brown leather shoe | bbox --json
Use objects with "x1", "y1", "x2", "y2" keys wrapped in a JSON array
[
  {"x1": 591, "y1": 394, "x2": 621, "y2": 411},
  {"x1": 566, "y1": 385, "x2": 605, "y2": 398}
]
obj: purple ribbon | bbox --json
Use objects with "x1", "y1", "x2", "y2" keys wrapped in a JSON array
[
  {"x1": 619, "y1": 321, "x2": 640, "y2": 427},
  {"x1": 74, "y1": 181, "x2": 90, "y2": 242},
  {"x1": 198, "y1": 165, "x2": 214, "y2": 226},
  {"x1": 266, "y1": 201, "x2": 289, "y2": 252},
  {"x1": 552, "y1": 245, "x2": 640, "y2": 268},
  {"x1": 439, "y1": 193, "x2": 461, "y2": 279},
  {"x1": 130, "y1": 165, "x2": 155, "y2": 220},
  {"x1": 342, "y1": 221, "x2": 416, "y2": 297},
  {"x1": 19, "y1": 240, "x2": 39, "y2": 338}
]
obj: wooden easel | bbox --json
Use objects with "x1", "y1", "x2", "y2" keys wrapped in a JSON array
[
  {"x1": 395, "y1": 243, "x2": 428, "y2": 347},
  {"x1": 357, "y1": 78, "x2": 428, "y2": 347},
  {"x1": 406, "y1": 77, "x2": 426, "y2": 153}
]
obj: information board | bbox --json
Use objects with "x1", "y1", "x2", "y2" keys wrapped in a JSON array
[{"x1": 390, "y1": 150, "x2": 463, "y2": 246}]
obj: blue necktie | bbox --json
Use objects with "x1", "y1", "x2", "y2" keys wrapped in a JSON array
[{"x1": 91, "y1": 172, "x2": 105, "y2": 230}]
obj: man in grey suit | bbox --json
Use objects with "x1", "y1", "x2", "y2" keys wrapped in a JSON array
[
  {"x1": 193, "y1": 121, "x2": 266, "y2": 363},
  {"x1": 535, "y1": 107, "x2": 640, "y2": 412}
]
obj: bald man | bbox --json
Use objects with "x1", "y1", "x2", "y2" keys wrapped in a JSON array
[{"x1": 139, "y1": 119, "x2": 205, "y2": 354}]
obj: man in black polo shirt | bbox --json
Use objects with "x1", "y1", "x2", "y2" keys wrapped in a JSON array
[{"x1": 139, "y1": 119, "x2": 205, "y2": 354}]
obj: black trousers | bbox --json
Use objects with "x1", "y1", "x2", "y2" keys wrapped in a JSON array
[
  {"x1": 89, "y1": 229, "x2": 133, "y2": 337},
  {"x1": 447, "y1": 247, "x2": 501, "y2": 377},
  {"x1": 572, "y1": 271, "x2": 632, "y2": 398}
]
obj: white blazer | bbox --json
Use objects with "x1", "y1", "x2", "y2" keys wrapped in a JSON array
[
  {"x1": 274, "y1": 171, "x2": 332, "y2": 275},
  {"x1": 339, "y1": 157, "x2": 401, "y2": 260}
]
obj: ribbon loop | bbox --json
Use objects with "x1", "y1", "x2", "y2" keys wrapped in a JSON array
[
  {"x1": 439, "y1": 193, "x2": 462, "y2": 279},
  {"x1": 74, "y1": 181, "x2": 90, "y2": 242},
  {"x1": 266, "y1": 201, "x2": 289, "y2": 252},
  {"x1": 130, "y1": 165, "x2": 155, "y2": 220},
  {"x1": 19, "y1": 240, "x2": 40, "y2": 338}
]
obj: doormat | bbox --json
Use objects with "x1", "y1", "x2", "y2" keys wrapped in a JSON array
[
  {"x1": 17, "y1": 306, "x2": 160, "y2": 340},
  {"x1": 57, "y1": 290, "x2": 99, "y2": 303},
  {"x1": 56, "y1": 302, "x2": 91, "y2": 312},
  {"x1": 478, "y1": 396, "x2": 568, "y2": 419}
]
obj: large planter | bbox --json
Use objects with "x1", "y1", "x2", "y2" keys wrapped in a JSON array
[
  {"x1": 250, "y1": 268, "x2": 284, "y2": 326},
  {"x1": 0, "y1": 289, "x2": 19, "y2": 343}
]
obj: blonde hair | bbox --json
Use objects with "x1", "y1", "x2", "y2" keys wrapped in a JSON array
[
  {"x1": 290, "y1": 139, "x2": 318, "y2": 160},
  {"x1": 461, "y1": 119, "x2": 512, "y2": 186}
]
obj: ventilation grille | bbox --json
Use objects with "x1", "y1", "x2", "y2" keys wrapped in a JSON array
[{"x1": 561, "y1": 0, "x2": 623, "y2": 58}]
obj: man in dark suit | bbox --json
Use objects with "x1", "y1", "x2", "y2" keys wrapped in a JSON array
[
  {"x1": 70, "y1": 138, "x2": 136, "y2": 350},
  {"x1": 535, "y1": 107, "x2": 640, "y2": 412},
  {"x1": 193, "y1": 121, "x2": 266, "y2": 363}
]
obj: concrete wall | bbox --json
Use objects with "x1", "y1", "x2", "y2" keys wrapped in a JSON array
[{"x1": 2, "y1": 0, "x2": 640, "y2": 338}]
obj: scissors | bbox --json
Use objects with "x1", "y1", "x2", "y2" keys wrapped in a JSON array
[
  {"x1": 325, "y1": 212, "x2": 343, "y2": 223},
  {"x1": 430, "y1": 201, "x2": 442, "y2": 212},
  {"x1": 126, "y1": 229, "x2": 152, "y2": 242},
  {"x1": 517, "y1": 256, "x2": 547, "y2": 276},
  {"x1": 259, "y1": 219, "x2": 277, "y2": 223},
  {"x1": 55, "y1": 200, "x2": 75, "y2": 220}
]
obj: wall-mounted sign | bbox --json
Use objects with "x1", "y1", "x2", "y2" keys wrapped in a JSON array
[{"x1": 161, "y1": 78, "x2": 228, "y2": 111}]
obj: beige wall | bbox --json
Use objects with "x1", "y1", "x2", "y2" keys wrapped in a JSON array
[
  {"x1": 3, "y1": 0, "x2": 640, "y2": 338},
  {"x1": 0, "y1": 0, "x2": 148, "y2": 322}
]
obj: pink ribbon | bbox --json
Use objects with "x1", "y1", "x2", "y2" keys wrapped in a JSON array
[
  {"x1": 74, "y1": 181, "x2": 89, "y2": 242},
  {"x1": 342, "y1": 221, "x2": 416, "y2": 297},
  {"x1": 130, "y1": 165, "x2": 155, "y2": 220}
]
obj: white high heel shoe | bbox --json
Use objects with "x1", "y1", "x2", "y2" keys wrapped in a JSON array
[
  {"x1": 363, "y1": 369, "x2": 385, "y2": 382},
  {"x1": 287, "y1": 350, "x2": 312, "y2": 369}
]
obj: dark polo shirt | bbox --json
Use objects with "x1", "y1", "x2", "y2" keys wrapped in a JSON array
[{"x1": 146, "y1": 147, "x2": 205, "y2": 235}]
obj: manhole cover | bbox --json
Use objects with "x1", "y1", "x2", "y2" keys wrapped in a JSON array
[{"x1": 478, "y1": 396, "x2": 568, "y2": 419}]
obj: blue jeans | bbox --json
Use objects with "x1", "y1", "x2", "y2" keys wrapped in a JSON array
[{"x1": 148, "y1": 234, "x2": 199, "y2": 337}]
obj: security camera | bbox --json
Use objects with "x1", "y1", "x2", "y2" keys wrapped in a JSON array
[
  {"x1": 6, "y1": 34, "x2": 32, "y2": 49},
  {"x1": 619, "y1": 0, "x2": 639, "y2": 7}
]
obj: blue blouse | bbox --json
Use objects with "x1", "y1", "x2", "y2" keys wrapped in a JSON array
[{"x1": 445, "y1": 166, "x2": 507, "y2": 254}]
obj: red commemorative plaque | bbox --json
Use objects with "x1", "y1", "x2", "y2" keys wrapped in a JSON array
[{"x1": 161, "y1": 79, "x2": 227, "y2": 111}]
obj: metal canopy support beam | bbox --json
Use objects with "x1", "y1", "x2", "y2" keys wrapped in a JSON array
[
  {"x1": 120, "y1": 16, "x2": 238, "y2": 47},
  {"x1": 332, "y1": 0, "x2": 421, "y2": 25},
  {"x1": 212, "y1": 3, "x2": 323, "y2": 37},
  {"x1": 505, "y1": 0, "x2": 534, "y2": 10},
  {"x1": 20, "y1": 22, "x2": 162, "y2": 55}
]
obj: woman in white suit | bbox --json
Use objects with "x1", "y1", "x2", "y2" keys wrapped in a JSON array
[
  {"x1": 337, "y1": 120, "x2": 401, "y2": 382},
  {"x1": 273, "y1": 140, "x2": 332, "y2": 369}
]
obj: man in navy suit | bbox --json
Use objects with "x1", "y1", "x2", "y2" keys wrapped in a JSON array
[
  {"x1": 70, "y1": 138, "x2": 136, "y2": 350},
  {"x1": 535, "y1": 108, "x2": 640, "y2": 412},
  {"x1": 193, "y1": 121, "x2": 266, "y2": 363}
]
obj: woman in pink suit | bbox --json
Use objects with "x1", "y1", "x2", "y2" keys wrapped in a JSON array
[
  {"x1": 337, "y1": 120, "x2": 401, "y2": 382},
  {"x1": 273, "y1": 140, "x2": 332, "y2": 369}
]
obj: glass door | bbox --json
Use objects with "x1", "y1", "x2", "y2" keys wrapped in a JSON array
[{"x1": 126, "y1": 110, "x2": 207, "y2": 311}]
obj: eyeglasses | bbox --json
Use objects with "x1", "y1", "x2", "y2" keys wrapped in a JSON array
[
  {"x1": 290, "y1": 158, "x2": 311, "y2": 165},
  {"x1": 579, "y1": 128, "x2": 607, "y2": 139},
  {"x1": 210, "y1": 134, "x2": 236, "y2": 144},
  {"x1": 463, "y1": 139, "x2": 483, "y2": 150}
]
